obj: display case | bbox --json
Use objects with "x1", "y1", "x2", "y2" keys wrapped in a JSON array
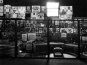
[
  {"x1": 0, "y1": 20, "x2": 15, "y2": 57},
  {"x1": 80, "y1": 18, "x2": 87, "y2": 58}
]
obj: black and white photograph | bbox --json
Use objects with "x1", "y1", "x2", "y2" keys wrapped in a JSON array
[{"x1": 0, "y1": 0, "x2": 87, "y2": 65}]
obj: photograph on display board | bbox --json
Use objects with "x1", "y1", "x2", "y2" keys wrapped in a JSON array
[
  {"x1": 26, "y1": 6, "x2": 31, "y2": 13},
  {"x1": 28, "y1": 33, "x2": 36, "y2": 41},
  {"x1": 0, "y1": 20, "x2": 2, "y2": 28},
  {"x1": 73, "y1": 20, "x2": 78, "y2": 28},
  {"x1": 59, "y1": 21, "x2": 66, "y2": 28},
  {"x1": 49, "y1": 28, "x2": 53, "y2": 33},
  {"x1": 41, "y1": 6, "x2": 46, "y2": 13},
  {"x1": 56, "y1": 28, "x2": 60, "y2": 33},
  {"x1": 73, "y1": 28, "x2": 78, "y2": 34},
  {"x1": 32, "y1": 6, "x2": 40, "y2": 13},
  {"x1": 4, "y1": 5, "x2": 11, "y2": 18},
  {"x1": 22, "y1": 34, "x2": 27, "y2": 42},
  {"x1": 55, "y1": 21, "x2": 59, "y2": 26},
  {"x1": 31, "y1": 12, "x2": 37, "y2": 19},
  {"x1": 0, "y1": 0, "x2": 3, "y2": 3},
  {"x1": 66, "y1": 21, "x2": 73, "y2": 28},
  {"x1": 60, "y1": 28, "x2": 67, "y2": 33},
  {"x1": 0, "y1": 0, "x2": 3, "y2": 6},
  {"x1": 66, "y1": 28, "x2": 73, "y2": 33},
  {"x1": 59, "y1": 6, "x2": 73, "y2": 20},
  {"x1": 18, "y1": 6, "x2": 26, "y2": 19},
  {"x1": 10, "y1": 6, "x2": 18, "y2": 18},
  {"x1": 82, "y1": 36, "x2": 86, "y2": 42},
  {"x1": 39, "y1": 28, "x2": 43, "y2": 33},
  {"x1": 0, "y1": 6, "x2": 3, "y2": 16},
  {"x1": 40, "y1": 23, "x2": 45, "y2": 27},
  {"x1": 35, "y1": 28, "x2": 39, "y2": 33},
  {"x1": 4, "y1": 5, "x2": 11, "y2": 14},
  {"x1": 61, "y1": 33, "x2": 67, "y2": 38},
  {"x1": 36, "y1": 12, "x2": 44, "y2": 20}
]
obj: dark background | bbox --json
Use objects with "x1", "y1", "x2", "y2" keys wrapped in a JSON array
[{"x1": 4, "y1": 0, "x2": 87, "y2": 17}]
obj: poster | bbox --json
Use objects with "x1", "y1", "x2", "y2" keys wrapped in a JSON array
[
  {"x1": 28, "y1": 33, "x2": 36, "y2": 41},
  {"x1": 31, "y1": 12, "x2": 37, "y2": 19},
  {"x1": 49, "y1": 28, "x2": 53, "y2": 32},
  {"x1": 40, "y1": 23, "x2": 45, "y2": 27},
  {"x1": 56, "y1": 28, "x2": 60, "y2": 33},
  {"x1": 10, "y1": 6, "x2": 18, "y2": 18},
  {"x1": 32, "y1": 6, "x2": 40, "y2": 12},
  {"x1": 67, "y1": 28, "x2": 73, "y2": 33},
  {"x1": 41, "y1": 6, "x2": 46, "y2": 13},
  {"x1": 26, "y1": 6, "x2": 31, "y2": 13},
  {"x1": 4, "y1": 5, "x2": 11, "y2": 14},
  {"x1": 0, "y1": 6, "x2": 3, "y2": 16},
  {"x1": 36, "y1": 12, "x2": 44, "y2": 20},
  {"x1": 0, "y1": 20, "x2": 2, "y2": 28},
  {"x1": 60, "y1": 28, "x2": 67, "y2": 33},
  {"x1": 73, "y1": 28, "x2": 78, "y2": 34},
  {"x1": 55, "y1": 21, "x2": 59, "y2": 25},
  {"x1": 18, "y1": 6, "x2": 26, "y2": 19},
  {"x1": 0, "y1": 6, "x2": 3, "y2": 12},
  {"x1": 22, "y1": 34, "x2": 27, "y2": 41},
  {"x1": 0, "y1": 0, "x2": 3, "y2": 3},
  {"x1": 39, "y1": 28, "x2": 43, "y2": 33},
  {"x1": 59, "y1": 6, "x2": 73, "y2": 20}
]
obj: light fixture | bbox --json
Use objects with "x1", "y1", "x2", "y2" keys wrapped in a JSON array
[{"x1": 46, "y1": 2, "x2": 59, "y2": 17}]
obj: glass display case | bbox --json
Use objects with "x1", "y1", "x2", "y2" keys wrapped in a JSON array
[
  {"x1": 0, "y1": 20, "x2": 15, "y2": 57},
  {"x1": 48, "y1": 19, "x2": 78, "y2": 58},
  {"x1": 17, "y1": 19, "x2": 48, "y2": 58},
  {"x1": 80, "y1": 18, "x2": 87, "y2": 58}
]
